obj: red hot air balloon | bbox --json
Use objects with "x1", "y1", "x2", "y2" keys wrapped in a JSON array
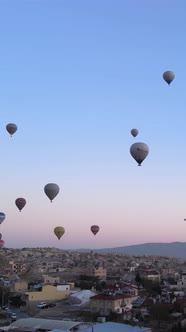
[
  {"x1": 90, "y1": 225, "x2": 100, "y2": 236},
  {"x1": 15, "y1": 198, "x2": 26, "y2": 212},
  {"x1": 0, "y1": 239, "x2": 5, "y2": 248}
]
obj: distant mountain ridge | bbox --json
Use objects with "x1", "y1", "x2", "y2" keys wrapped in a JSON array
[{"x1": 74, "y1": 242, "x2": 186, "y2": 259}]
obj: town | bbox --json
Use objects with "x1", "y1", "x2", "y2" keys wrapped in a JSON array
[{"x1": 1, "y1": 248, "x2": 186, "y2": 331}]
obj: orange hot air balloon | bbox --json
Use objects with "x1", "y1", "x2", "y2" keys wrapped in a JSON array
[{"x1": 90, "y1": 225, "x2": 100, "y2": 236}]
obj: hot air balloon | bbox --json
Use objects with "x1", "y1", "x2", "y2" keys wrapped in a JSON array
[
  {"x1": 44, "y1": 183, "x2": 60, "y2": 202},
  {"x1": 90, "y1": 225, "x2": 100, "y2": 236},
  {"x1": 6, "y1": 123, "x2": 17, "y2": 136},
  {"x1": 163, "y1": 71, "x2": 175, "y2": 85},
  {"x1": 15, "y1": 198, "x2": 26, "y2": 211},
  {"x1": 130, "y1": 142, "x2": 149, "y2": 166},
  {"x1": 0, "y1": 213, "x2": 5, "y2": 224},
  {"x1": 131, "y1": 128, "x2": 139, "y2": 138},
  {"x1": 0, "y1": 233, "x2": 2, "y2": 240},
  {"x1": 54, "y1": 226, "x2": 65, "y2": 240},
  {"x1": 0, "y1": 239, "x2": 5, "y2": 248}
]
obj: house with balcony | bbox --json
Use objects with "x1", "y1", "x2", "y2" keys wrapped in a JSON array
[{"x1": 90, "y1": 291, "x2": 137, "y2": 315}]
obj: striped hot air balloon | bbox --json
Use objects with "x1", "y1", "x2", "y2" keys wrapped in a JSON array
[
  {"x1": 90, "y1": 225, "x2": 100, "y2": 236},
  {"x1": 15, "y1": 198, "x2": 26, "y2": 212}
]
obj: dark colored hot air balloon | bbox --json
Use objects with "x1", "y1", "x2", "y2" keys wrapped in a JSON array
[
  {"x1": 0, "y1": 233, "x2": 2, "y2": 240},
  {"x1": 6, "y1": 123, "x2": 17, "y2": 136},
  {"x1": 0, "y1": 239, "x2": 5, "y2": 248},
  {"x1": 163, "y1": 71, "x2": 175, "y2": 85},
  {"x1": 130, "y1": 142, "x2": 149, "y2": 166},
  {"x1": 90, "y1": 225, "x2": 100, "y2": 236},
  {"x1": 44, "y1": 183, "x2": 60, "y2": 202},
  {"x1": 15, "y1": 198, "x2": 26, "y2": 211},
  {"x1": 54, "y1": 226, "x2": 65, "y2": 240},
  {"x1": 131, "y1": 128, "x2": 139, "y2": 137},
  {"x1": 0, "y1": 212, "x2": 5, "y2": 224}
]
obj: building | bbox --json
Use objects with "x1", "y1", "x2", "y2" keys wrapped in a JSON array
[
  {"x1": 10, "y1": 280, "x2": 28, "y2": 293},
  {"x1": 90, "y1": 291, "x2": 136, "y2": 315},
  {"x1": 85, "y1": 266, "x2": 107, "y2": 280},
  {"x1": 42, "y1": 274, "x2": 60, "y2": 284},
  {"x1": 24, "y1": 284, "x2": 72, "y2": 302},
  {"x1": 9, "y1": 261, "x2": 26, "y2": 274},
  {"x1": 142, "y1": 270, "x2": 160, "y2": 282},
  {"x1": 107, "y1": 282, "x2": 139, "y2": 297},
  {"x1": 81, "y1": 322, "x2": 152, "y2": 332},
  {"x1": 37, "y1": 262, "x2": 66, "y2": 273},
  {"x1": 177, "y1": 272, "x2": 186, "y2": 291},
  {"x1": 10, "y1": 318, "x2": 82, "y2": 332},
  {"x1": 10, "y1": 319, "x2": 152, "y2": 332}
]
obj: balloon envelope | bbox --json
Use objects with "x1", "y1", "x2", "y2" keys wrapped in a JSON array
[
  {"x1": 0, "y1": 240, "x2": 5, "y2": 248},
  {"x1": 0, "y1": 212, "x2": 5, "y2": 224},
  {"x1": 90, "y1": 225, "x2": 100, "y2": 236},
  {"x1": 163, "y1": 71, "x2": 175, "y2": 85},
  {"x1": 0, "y1": 233, "x2": 2, "y2": 240},
  {"x1": 130, "y1": 142, "x2": 149, "y2": 166},
  {"x1": 131, "y1": 128, "x2": 139, "y2": 137},
  {"x1": 15, "y1": 198, "x2": 26, "y2": 211},
  {"x1": 44, "y1": 183, "x2": 60, "y2": 202},
  {"x1": 54, "y1": 226, "x2": 65, "y2": 240},
  {"x1": 6, "y1": 123, "x2": 17, "y2": 136}
]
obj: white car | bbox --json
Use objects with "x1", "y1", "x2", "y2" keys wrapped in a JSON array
[
  {"x1": 37, "y1": 302, "x2": 47, "y2": 308},
  {"x1": 10, "y1": 313, "x2": 16, "y2": 320}
]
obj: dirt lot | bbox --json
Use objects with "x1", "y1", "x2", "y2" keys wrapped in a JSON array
[{"x1": 24, "y1": 299, "x2": 90, "y2": 322}]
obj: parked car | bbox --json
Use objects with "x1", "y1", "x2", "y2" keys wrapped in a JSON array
[
  {"x1": 10, "y1": 313, "x2": 16, "y2": 321},
  {"x1": 2, "y1": 306, "x2": 8, "y2": 311},
  {"x1": 37, "y1": 302, "x2": 47, "y2": 309},
  {"x1": 48, "y1": 303, "x2": 56, "y2": 308},
  {"x1": 8, "y1": 310, "x2": 12, "y2": 317}
]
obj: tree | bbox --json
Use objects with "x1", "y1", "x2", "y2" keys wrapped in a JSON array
[
  {"x1": 135, "y1": 271, "x2": 142, "y2": 286},
  {"x1": 0, "y1": 285, "x2": 11, "y2": 308},
  {"x1": 150, "y1": 303, "x2": 170, "y2": 321}
]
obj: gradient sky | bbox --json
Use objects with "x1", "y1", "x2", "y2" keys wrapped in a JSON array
[{"x1": 0, "y1": 0, "x2": 186, "y2": 249}]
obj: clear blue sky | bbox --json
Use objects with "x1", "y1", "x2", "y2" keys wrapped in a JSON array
[{"x1": 1, "y1": 0, "x2": 186, "y2": 249}]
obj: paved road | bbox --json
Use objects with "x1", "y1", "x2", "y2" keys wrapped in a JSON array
[{"x1": 8, "y1": 305, "x2": 30, "y2": 320}]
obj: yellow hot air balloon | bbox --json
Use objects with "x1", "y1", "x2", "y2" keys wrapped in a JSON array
[{"x1": 54, "y1": 226, "x2": 65, "y2": 240}]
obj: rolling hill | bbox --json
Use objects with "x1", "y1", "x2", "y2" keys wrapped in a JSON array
[{"x1": 76, "y1": 242, "x2": 186, "y2": 259}]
